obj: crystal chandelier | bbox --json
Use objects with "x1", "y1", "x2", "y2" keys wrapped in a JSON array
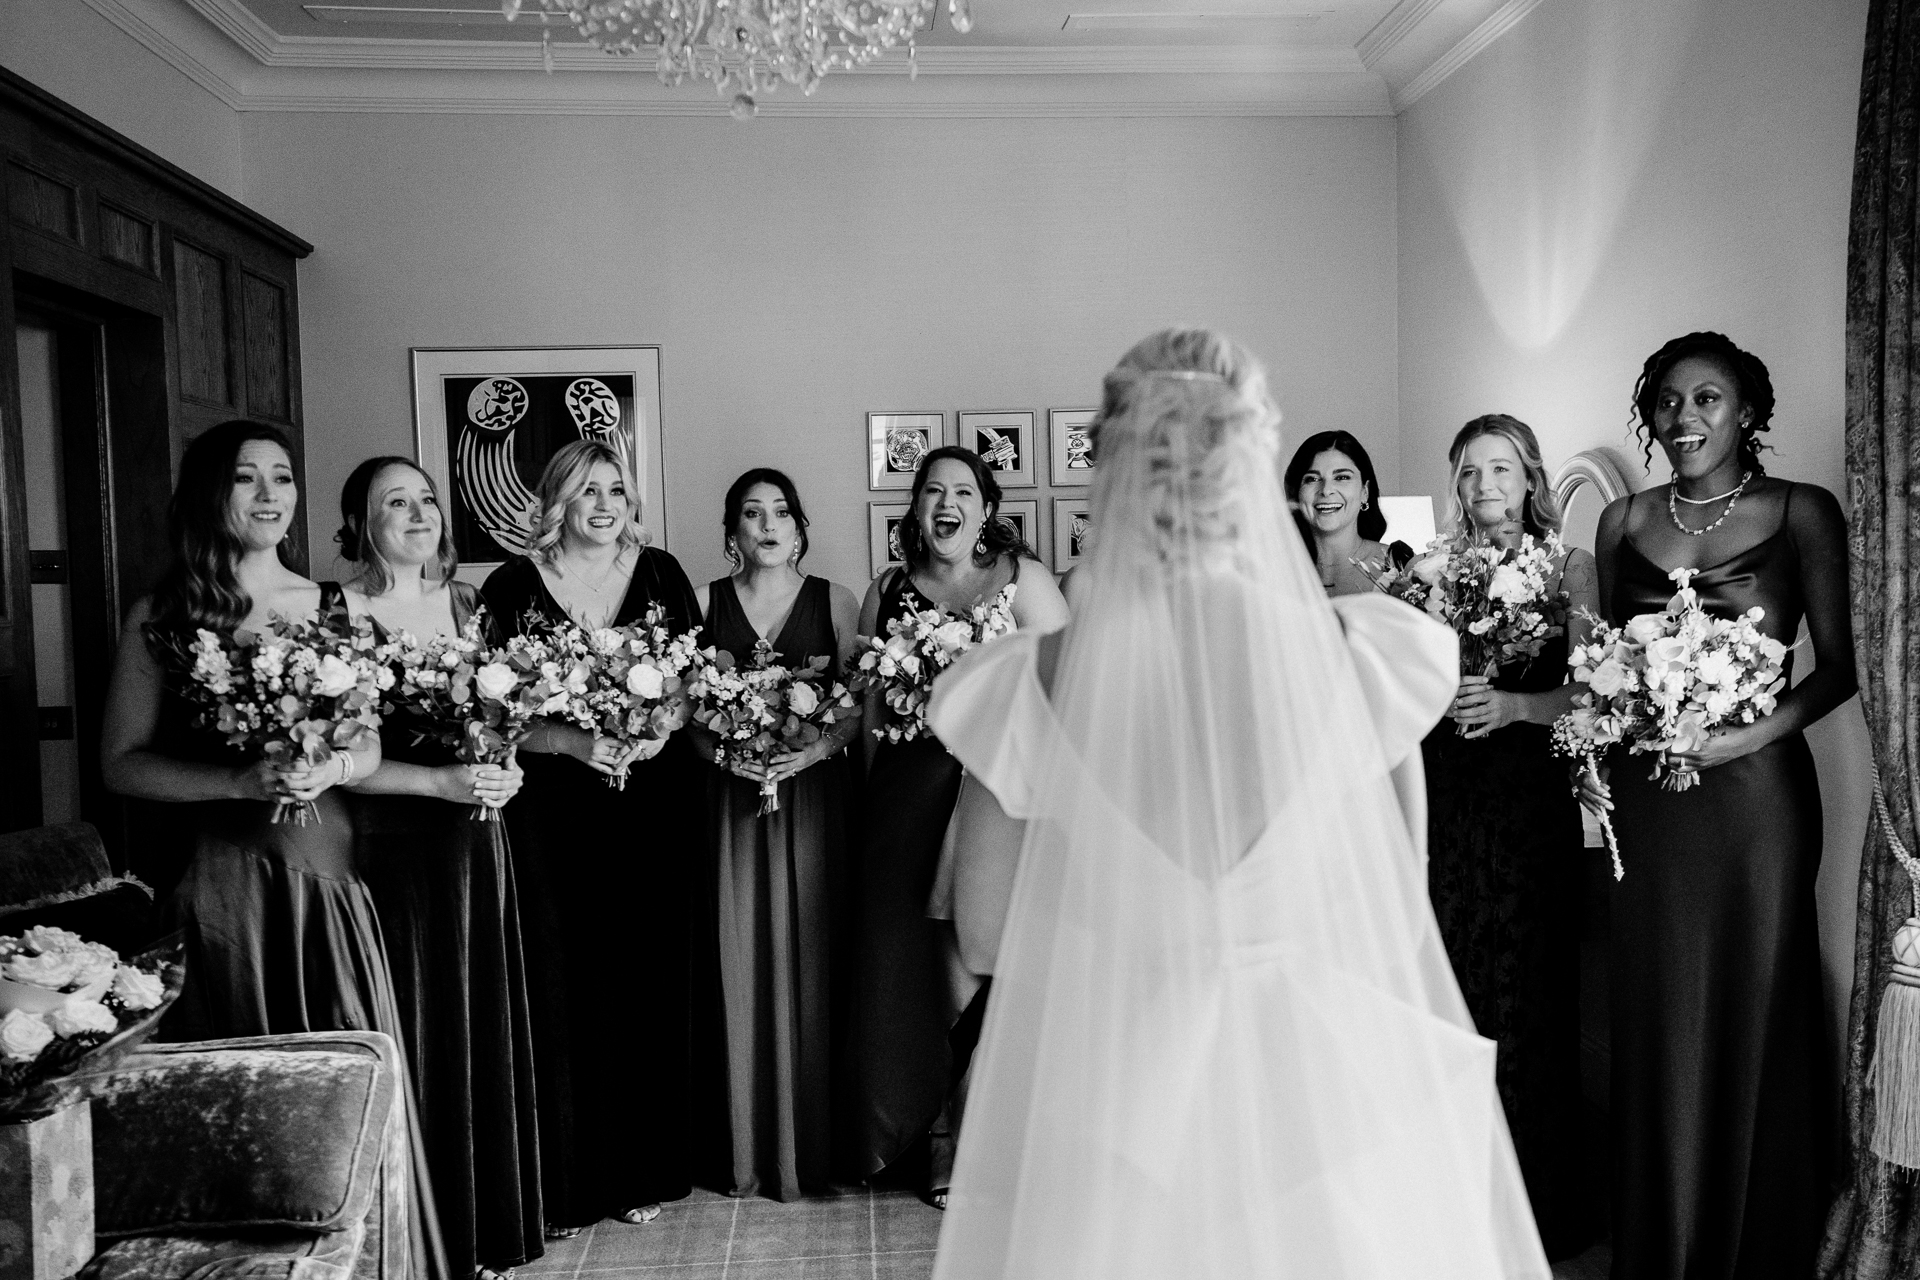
[{"x1": 503, "y1": 0, "x2": 976, "y2": 113}]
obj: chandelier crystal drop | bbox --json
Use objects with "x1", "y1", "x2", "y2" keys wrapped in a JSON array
[{"x1": 503, "y1": 0, "x2": 975, "y2": 106}]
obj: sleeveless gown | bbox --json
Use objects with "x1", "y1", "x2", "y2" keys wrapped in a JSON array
[
  {"x1": 849, "y1": 565, "x2": 1017, "y2": 1178},
  {"x1": 1421, "y1": 567, "x2": 1591, "y2": 1260},
  {"x1": 353, "y1": 583, "x2": 543, "y2": 1275},
  {"x1": 482, "y1": 550, "x2": 710, "y2": 1224},
  {"x1": 703, "y1": 575, "x2": 852, "y2": 1200},
  {"x1": 155, "y1": 582, "x2": 448, "y2": 1280},
  {"x1": 1607, "y1": 487, "x2": 1831, "y2": 1280}
]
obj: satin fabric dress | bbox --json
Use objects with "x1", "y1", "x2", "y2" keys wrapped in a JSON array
[
  {"x1": 1421, "y1": 568, "x2": 1591, "y2": 1260},
  {"x1": 1606, "y1": 486, "x2": 1833, "y2": 1280},
  {"x1": 154, "y1": 582, "x2": 448, "y2": 1280},
  {"x1": 353, "y1": 583, "x2": 543, "y2": 1276},
  {"x1": 483, "y1": 550, "x2": 710, "y2": 1223},
  {"x1": 702, "y1": 575, "x2": 853, "y2": 1200},
  {"x1": 848, "y1": 565, "x2": 1017, "y2": 1177}
]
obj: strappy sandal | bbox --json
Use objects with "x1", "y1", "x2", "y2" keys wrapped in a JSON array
[
  {"x1": 543, "y1": 1225, "x2": 582, "y2": 1241},
  {"x1": 477, "y1": 1266, "x2": 515, "y2": 1280},
  {"x1": 615, "y1": 1206, "x2": 661, "y2": 1225}
]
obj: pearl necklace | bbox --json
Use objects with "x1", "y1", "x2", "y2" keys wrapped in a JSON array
[{"x1": 1667, "y1": 471, "x2": 1752, "y2": 537}]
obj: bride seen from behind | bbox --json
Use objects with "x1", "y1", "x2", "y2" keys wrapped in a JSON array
[{"x1": 924, "y1": 328, "x2": 1550, "y2": 1279}]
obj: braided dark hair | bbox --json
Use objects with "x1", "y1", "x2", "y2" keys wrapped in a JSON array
[
  {"x1": 148, "y1": 420, "x2": 297, "y2": 643},
  {"x1": 1630, "y1": 331, "x2": 1773, "y2": 475},
  {"x1": 895, "y1": 446, "x2": 1038, "y2": 570}
]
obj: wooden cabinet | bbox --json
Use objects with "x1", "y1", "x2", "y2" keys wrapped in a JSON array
[{"x1": 0, "y1": 67, "x2": 311, "y2": 847}]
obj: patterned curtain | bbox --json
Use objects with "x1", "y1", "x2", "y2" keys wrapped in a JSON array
[{"x1": 1821, "y1": 1, "x2": 1920, "y2": 1275}]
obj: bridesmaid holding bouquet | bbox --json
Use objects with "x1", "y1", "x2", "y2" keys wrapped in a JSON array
[
  {"x1": 337, "y1": 456, "x2": 543, "y2": 1280},
  {"x1": 692, "y1": 468, "x2": 863, "y2": 1201},
  {"x1": 1586, "y1": 333, "x2": 1855, "y2": 1280},
  {"x1": 482, "y1": 438, "x2": 707, "y2": 1232}
]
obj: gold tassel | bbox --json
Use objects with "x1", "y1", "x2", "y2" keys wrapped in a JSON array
[{"x1": 1869, "y1": 770, "x2": 1920, "y2": 1170}]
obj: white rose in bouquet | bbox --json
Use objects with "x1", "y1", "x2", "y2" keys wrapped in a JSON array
[
  {"x1": 68, "y1": 943, "x2": 120, "y2": 991},
  {"x1": 1624, "y1": 613, "x2": 1666, "y2": 647},
  {"x1": 310, "y1": 653, "x2": 359, "y2": 698},
  {"x1": 1487, "y1": 563, "x2": 1530, "y2": 606},
  {"x1": 47, "y1": 999, "x2": 117, "y2": 1037},
  {"x1": 788, "y1": 681, "x2": 820, "y2": 716},
  {"x1": 3, "y1": 949, "x2": 79, "y2": 990},
  {"x1": 21, "y1": 925, "x2": 84, "y2": 954},
  {"x1": 0, "y1": 1009, "x2": 54, "y2": 1063},
  {"x1": 1587, "y1": 658, "x2": 1630, "y2": 698},
  {"x1": 111, "y1": 966, "x2": 166, "y2": 1012},
  {"x1": 473, "y1": 662, "x2": 519, "y2": 703},
  {"x1": 626, "y1": 662, "x2": 665, "y2": 700}
]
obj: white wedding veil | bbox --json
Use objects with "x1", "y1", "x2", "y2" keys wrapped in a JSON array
[{"x1": 929, "y1": 330, "x2": 1548, "y2": 1279}]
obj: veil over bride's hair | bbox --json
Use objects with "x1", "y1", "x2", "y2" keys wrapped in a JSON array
[{"x1": 929, "y1": 329, "x2": 1547, "y2": 1279}]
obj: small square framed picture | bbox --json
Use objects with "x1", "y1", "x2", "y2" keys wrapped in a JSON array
[
  {"x1": 1048, "y1": 408, "x2": 1099, "y2": 487},
  {"x1": 869, "y1": 502, "x2": 912, "y2": 578},
  {"x1": 868, "y1": 412, "x2": 948, "y2": 491},
  {"x1": 997, "y1": 499, "x2": 1041, "y2": 554},
  {"x1": 960, "y1": 410, "x2": 1037, "y2": 488},
  {"x1": 1052, "y1": 496, "x2": 1092, "y2": 573}
]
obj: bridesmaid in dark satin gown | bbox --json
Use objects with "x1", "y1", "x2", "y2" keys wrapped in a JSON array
[
  {"x1": 1589, "y1": 334, "x2": 1855, "y2": 1280},
  {"x1": 692, "y1": 469, "x2": 864, "y2": 1201},
  {"x1": 1420, "y1": 415, "x2": 1598, "y2": 1261},
  {"x1": 848, "y1": 448, "x2": 1069, "y2": 1203},
  {"x1": 101, "y1": 422, "x2": 447, "y2": 1280},
  {"x1": 481, "y1": 437, "x2": 708, "y2": 1230},
  {"x1": 338, "y1": 456, "x2": 543, "y2": 1280}
]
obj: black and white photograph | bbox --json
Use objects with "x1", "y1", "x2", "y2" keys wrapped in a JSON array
[
  {"x1": 1048, "y1": 407, "x2": 1098, "y2": 486},
  {"x1": 7, "y1": 3, "x2": 1900, "y2": 1280},
  {"x1": 959, "y1": 410, "x2": 1037, "y2": 488},
  {"x1": 867, "y1": 411, "x2": 949, "y2": 491}
]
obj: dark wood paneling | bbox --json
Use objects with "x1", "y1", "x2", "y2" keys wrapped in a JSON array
[
  {"x1": 241, "y1": 270, "x2": 288, "y2": 421},
  {"x1": 7, "y1": 162, "x2": 77, "y2": 242},
  {"x1": 98, "y1": 201, "x2": 154, "y2": 274},
  {"x1": 173, "y1": 239, "x2": 228, "y2": 406}
]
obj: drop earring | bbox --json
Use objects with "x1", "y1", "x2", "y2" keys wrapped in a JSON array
[{"x1": 974, "y1": 530, "x2": 988, "y2": 557}]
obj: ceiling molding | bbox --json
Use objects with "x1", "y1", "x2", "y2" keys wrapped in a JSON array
[
  {"x1": 1355, "y1": 0, "x2": 1444, "y2": 70},
  {"x1": 1392, "y1": 0, "x2": 1547, "y2": 110},
  {"x1": 77, "y1": 0, "x2": 245, "y2": 106},
  {"x1": 230, "y1": 92, "x2": 1393, "y2": 116}
]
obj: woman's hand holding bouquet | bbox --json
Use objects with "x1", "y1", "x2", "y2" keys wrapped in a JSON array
[
  {"x1": 854, "y1": 591, "x2": 1016, "y2": 745},
  {"x1": 691, "y1": 639, "x2": 858, "y2": 814},
  {"x1": 542, "y1": 605, "x2": 702, "y2": 789}
]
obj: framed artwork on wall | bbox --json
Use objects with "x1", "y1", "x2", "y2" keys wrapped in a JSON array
[
  {"x1": 1052, "y1": 496, "x2": 1092, "y2": 573},
  {"x1": 412, "y1": 345, "x2": 666, "y2": 582},
  {"x1": 1048, "y1": 408, "x2": 1098, "y2": 486},
  {"x1": 869, "y1": 502, "x2": 911, "y2": 578},
  {"x1": 959, "y1": 410, "x2": 1037, "y2": 488},
  {"x1": 868, "y1": 412, "x2": 948, "y2": 490},
  {"x1": 998, "y1": 499, "x2": 1040, "y2": 553}
]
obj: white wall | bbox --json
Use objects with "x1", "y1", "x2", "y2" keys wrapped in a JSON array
[
  {"x1": 0, "y1": 0, "x2": 242, "y2": 197},
  {"x1": 1397, "y1": 0, "x2": 1873, "y2": 1054},
  {"x1": 236, "y1": 111, "x2": 1400, "y2": 594}
]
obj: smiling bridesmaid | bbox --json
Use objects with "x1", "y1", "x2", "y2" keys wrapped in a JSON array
[{"x1": 1586, "y1": 332, "x2": 1855, "y2": 1280}]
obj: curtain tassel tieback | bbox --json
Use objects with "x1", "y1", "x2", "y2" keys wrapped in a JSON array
[{"x1": 1867, "y1": 765, "x2": 1920, "y2": 1170}]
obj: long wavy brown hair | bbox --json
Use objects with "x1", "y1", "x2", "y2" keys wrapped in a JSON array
[{"x1": 148, "y1": 420, "x2": 298, "y2": 642}]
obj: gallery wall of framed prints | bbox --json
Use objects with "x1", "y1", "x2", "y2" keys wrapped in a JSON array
[{"x1": 864, "y1": 403, "x2": 1100, "y2": 576}]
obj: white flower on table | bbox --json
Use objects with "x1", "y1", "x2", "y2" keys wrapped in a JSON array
[
  {"x1": 0, "y1": 1009, "x2": 54, "y2": 1062},
  {"x1": 111, "y1": 966, "x2": 166, "y2": 1012},
  {"x1": 47, "y1": 999, "x2": 117, "y2": 1037}
]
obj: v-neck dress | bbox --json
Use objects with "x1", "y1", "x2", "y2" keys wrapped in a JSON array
[
  {"x1": 702, "y1": 575, "x2": 853, "y2": 1200},
  {"x1": 1605, "y1": 487, "x2": 1832, "y2": 1280},
  {"x1": 352, "y1": 583, "x2": 543, "y2": 1275},
  {"x1": 482, "y1": 550, "x2": 709, "y2": 1223}
]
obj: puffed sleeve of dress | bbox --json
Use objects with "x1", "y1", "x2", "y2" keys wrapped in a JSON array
[
  {"x1": 1328, "y1": 592, "x2": 1459, "y2": 862},
  {"x1": 927, "y1": 632, "x2": 1047, "y2": 820}
]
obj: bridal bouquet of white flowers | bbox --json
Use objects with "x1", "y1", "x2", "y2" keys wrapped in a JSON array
[
  {"x1": 1371, "y1": 531, "x2": 1565, "y2": 677},
  {"x1": 540, "y1": 605, "x2": 702, "y2": 789},
  {"x1": 379, "y1": 611, "x2": 575, "y2": 819},
  {"x1": 855, "y1": 589, "x2": 1016, "y2": 745},
  {"x1": 1551, "y1": 565, "x2": 1791, "y2": 879},
  {"x1": 156, "y1": 610, "x2": 389, "y2": 825},
  {"x1": 690, "y1": 639, "x2": 858, "y2": 814},
  {"x1": 0, "y1": 927, "x2": 184, "y2": 1122}
]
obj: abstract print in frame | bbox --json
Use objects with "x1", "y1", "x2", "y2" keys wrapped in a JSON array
[
  {"x1": 959, "y1": 410, "x2": 1037, "y2": 488},
  {"x1": 1051, "y1": 496, "x2": 1092, "y2": 573},
  {"x1": 869, "y1": 502, "x2": 911, "y2": 578},
  {"x1": 997, "y1": 499, "x2": 1040, "y2": 555},
  {"x1": 412, "y1": 346, "x2": 667, "y2": 583},
  {"x1": 1048, "y1": 408, "x2": 1098, "y2": 487},
  {"x1": 868, "y1": 412, "x2": 949, "y2": 491}
]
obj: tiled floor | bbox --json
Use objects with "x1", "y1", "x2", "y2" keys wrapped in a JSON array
[
  {"x1": 521, "y1": 1186, "x2": 943, "y2": 1280},
  {"x1": 521, "y1": 1188, "x2": 1608, "y2": 1280}
]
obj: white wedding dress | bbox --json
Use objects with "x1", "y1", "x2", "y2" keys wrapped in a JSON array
[{"x1": 923, "y1": 368, "x2": 1549, "y2": 1280}]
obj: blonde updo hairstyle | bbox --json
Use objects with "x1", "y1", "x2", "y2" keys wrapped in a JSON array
[
  {"x1": 527, "y1": 437, "x2": 649, "y2": 566},
  {"x1": 1443, "y1": 413, "x2": 1563, "y2": 539},
  {"x1": 1088, "y1": 327, "x2": 1283, "y2": 567}
]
